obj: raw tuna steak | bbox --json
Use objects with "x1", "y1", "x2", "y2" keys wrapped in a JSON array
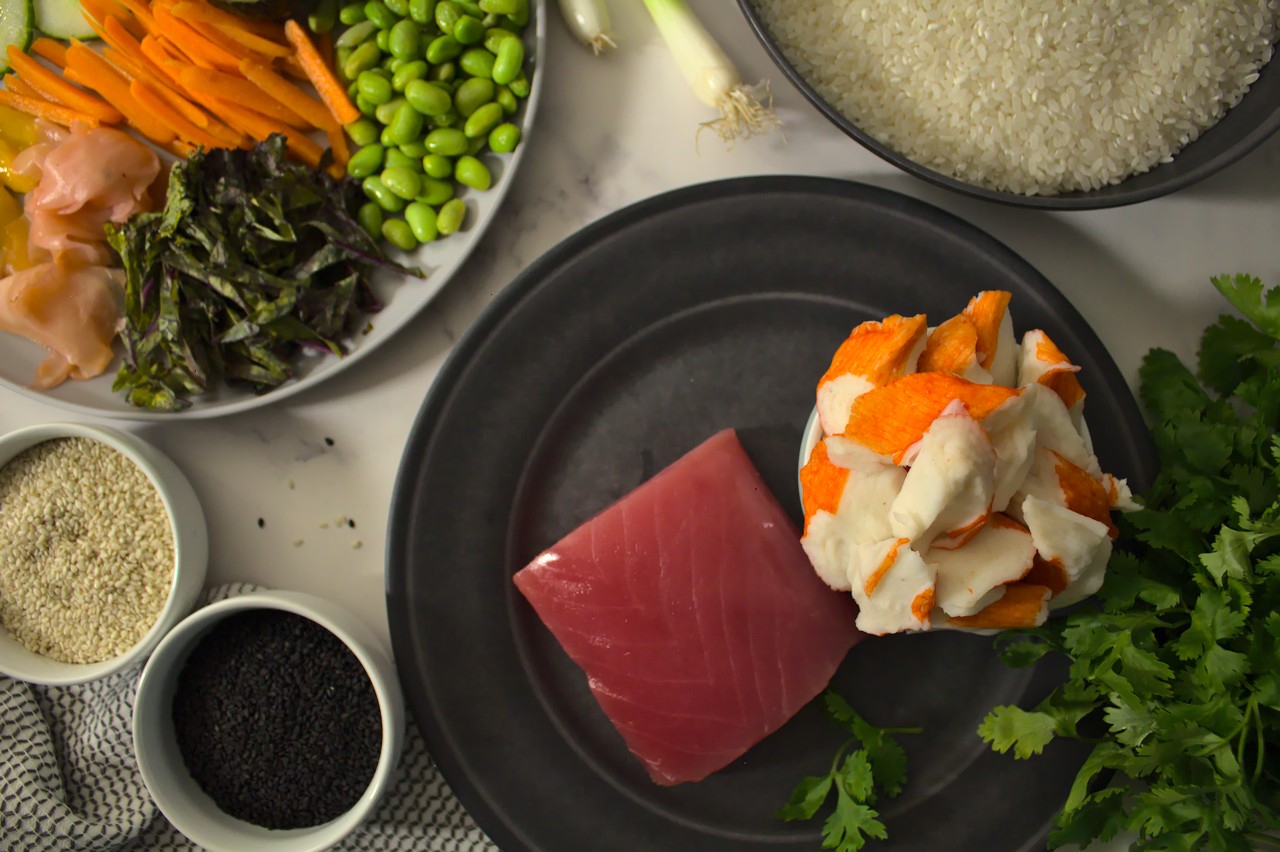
[{"x1": 513, "y1": 429, "x2": 863, "y2": 786}]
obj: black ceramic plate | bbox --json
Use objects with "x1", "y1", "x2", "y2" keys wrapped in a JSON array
[{"x1": 386, "y1": 177, "x2": 1157, "y2": 851}]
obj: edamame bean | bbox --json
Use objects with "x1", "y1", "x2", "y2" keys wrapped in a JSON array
[
  {"x1": 424, "y1": 127, "x2": 468, "y2": 155},
  {"x1": 392, "y1": 60, "x2": 427, "y2": 91},
  {"x1": 434, "y1": 0, "x2": 461, "y2": 31},
  {"x1": 507, "y1": 70, "x2": 529, "y2": 97},
  {"x1": 404, "y1": 202, "x2": 438, "y2": 243},
  {"x1": 384, "y1": 0, "x2": 409, "y2": 16},
  {"x1": 336, "y1": 19, "x2": 377, "y2": 48},
  {"x1": 494, "y1": 84, "x2": 517, "y2": 114},
  {"x1": 428, "y1": 60, "x2": 457, "y2": 82},
  {"x1": 365, "y1": 0, "x2": 397, "y2": 28},
  {"x1": 375, "y1": 96, "x2": 407, "y2": 124},
  {"x1": 343, "y1": 40, "x2": 382, "y2": 79},
  {"x1": 382, "y1": 217, "x2": 418, "y2": 250},
  {"x1": 356, "y1": 94, "x2": 377, "y2": 116},
  {"x1": 363, "y1": 175, "x2": 405, "y2": 211},
  {"x1": 454, "y1": 155, "x2": 491, "y2": 190},
  {"x1": 437, "y1": 197, "x2": 465, "y2": 235},
  {"x1": 455, "y1": 0, "x2": 482, "y2": 16},
  {"x1": 380, "y1": 55, "x2": 399, "y2": 72},
  {"x1": 416, "y1": 177, "x2": 454, "y2": 205},
  {"x1": 380, "y1": 125, "x2": 397, "y2": 146},
  {"x1": 381, "y1": 165, "x2": 423, "y2": 199},
  {"x1": 357, "y1": 201, "x2": 383, "y2": 240},
  {"x1": 338, "y1": 45, "x2": 354, "y2": 68},
  {"x1": 348, "y1": 79, "x2": 360, "y2": 98},
  {"x1": 400, "y1": 140, "x2": 429, "y2": 158},
  {"x1": 422, "y1": 153, "x2": 452, "y2": 177},
  {"x1": 506, "y1": 0, "x2": 528, "y2": 27},
  {"x1": 429, "y1": 110, "x2": 459, "y2": 128},
  {"x1": 389, "y1": 19, "x2": 420, "y2": 60},
  {"x1": 452, "y1": 76, "x2": 493, "y2": 117},
  {"x1": 454, "y1": 14, "x2": 484, "y2": 44},
  {"x1": 347, "y1": 117, "x2": 380, "y2": 146},
  {"x1": 488, "y1": 121, "x2": 519, "y2": 153},
  {"x1": 459, "y1": 47, "x2": 495, "y2": 78},
  {"x1": 463, "y1": 100, "x2": 502, "y2": 137},
  {"x1": 482, "y1": 26, "x2": 515, "y2": 54},
  {"x1": 477, "y1": 0, "x2": 516, "y2": 13},
  {"x1": 405, "y1": 80, "x2": 452, "y2": 115},
  {"x1": 357, "y1": 70, "x2": 394, "y2": 104},
  {"x1": 375, "y1": 28, "x2": 391, "y2": 51},
  {"x1": 408, "y1": 0, "x2": 434, "y2": 23},
  {"x1": 466, "y1": 134, "x2": 486, "y2": 155},
  {"x1": 309, "y1": 0, "x2": 338, "y2": 33},
  {"x1": 347, "y1": 143, "x2": 386, "y2": 178},
  {"x1": 425, "y1": 34, "x2": 462, "y2": 63},
  {"x1": 491, "y1": 35, "x2": 522, "y2": 84},
  {"x1": 384, "y1": 148, "x2": 419, "y2": 169},
  {"x1": 339, "y1": 1, "x2": 367, "y2": 24},
  {"x1": 386, "y1": 101, "x2": 425, "y2": 145}
]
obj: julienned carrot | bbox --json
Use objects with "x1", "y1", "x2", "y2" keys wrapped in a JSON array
[
  {"x1": 0, "y1": 88, "x2": 100, "y2": 127},
  {"x1": 212, "y1": 22, "x2": 292, "y2": 58},
  {"x1": 283, "y1": 19, "x2": 359, "y2": 125},
  {"x1": 3, "y1": 74, "x2": 43, "y2": 100},
  {"x1": 152, "y1": 6, "x2": 239, "y2": 72},
  {"x1": 164, "y1": 0, "x2": 285, "y2": 41},
  {"x1": 238, "y1": 59, "x2": 330, "y2": 129},
  {"x1": 65, "y1": 41, "x2": 174, "y2": 143},
  {"x1": 104, "y1": 45, "x2": 217, "y2": 134},
  {"x1": 109, "y1": 0, "x2": 157, "y2": 33},
  {"x1": 215, "y1": 99, "x2": 323, "y2": 167},
  {"x1": 129, "y1": 78, "x2": 228, "y2": 149},
  {"x1": 6, "y1": 45, "x2": 124, "y2": 123},
  {"x1": 29, "y1": 38, "x2": 68, "y2": 68},
  {"x1": 192, "y1": 19, "x2": 289, "y2": 61},
  {"x1": 179, "y1": 65, "x2": 309, "y2": 127}
]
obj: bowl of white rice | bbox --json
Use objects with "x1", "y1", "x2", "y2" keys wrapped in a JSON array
[{"x1": 741, "y1": 0, "x2": 1280, "y2": 208}]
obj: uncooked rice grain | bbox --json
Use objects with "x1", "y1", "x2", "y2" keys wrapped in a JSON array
[
  {"x1": 0, "y1": 438, "x2": 175, "y2": 664},
  {"x1": 753, "y1": 0, "x2": 1280, "y2": 195}
]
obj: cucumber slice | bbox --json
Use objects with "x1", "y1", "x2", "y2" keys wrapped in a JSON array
[
  {"x1": 0, "y1": 0, "x2": 33, "y2": 72},
  {"x1": 34, "y1": 0, "x2": 93, "y2": 40}
]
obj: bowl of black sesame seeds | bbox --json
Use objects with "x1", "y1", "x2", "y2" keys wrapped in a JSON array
[
  {"x1": 132, "y1": 589, "x2": 405, "y2": 851},
  {"x1": 0, "y1": 423, "x2": 208, "y2": 685}
]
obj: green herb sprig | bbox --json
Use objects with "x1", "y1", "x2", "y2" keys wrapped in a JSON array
[
  {"x1": 778, "y1": 690, "x2": 920, "y2": 852},
  {"x1": 979, "y1": 274, "x2": 1280, "y2": 850}
]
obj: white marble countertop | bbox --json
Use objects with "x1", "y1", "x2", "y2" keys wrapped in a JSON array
[{"x1": 3, "y1": 1, "x2": 1278, "y2": 846}]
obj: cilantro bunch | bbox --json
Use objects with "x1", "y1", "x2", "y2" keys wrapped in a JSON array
[
  {"x1": 979, "y1": 274, "x2": 1280, "y2": 850},
  {"x1": 778, "y1": 691, "x2": 919, "y2": 851}
]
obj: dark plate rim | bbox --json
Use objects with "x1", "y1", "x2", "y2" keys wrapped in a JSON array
[{"x1": 735, "y1": 0, "x2": 1280, "y2": 210}]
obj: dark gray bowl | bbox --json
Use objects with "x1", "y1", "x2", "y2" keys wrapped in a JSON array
[{"x1": 738, "y1": 0, "x2": 1280, "y2": 210}]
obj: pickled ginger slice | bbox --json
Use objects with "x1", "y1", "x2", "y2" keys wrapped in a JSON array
[
  {"x1": 848, "y1": 537, "x2": 935, "y2": 636},
  {"x1": 816, "y1": 313, "x2": 927, "y2": 435},
  {"x1": 513, "y1": 429, "x2": 862, "y2": 787}
]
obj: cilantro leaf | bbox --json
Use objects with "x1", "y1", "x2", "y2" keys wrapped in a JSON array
[
  {"x1": 777, "y1": 774, "x2": 834, "y2": 822},
  {"x1": 1212, "y1": 273, "x2": 1280, "y2": 339},
  {"x1": 822, "y1": 794, "x2": 886, "y2": 852},
  {"x1": 978, "y1": 706, "x2": 1058, "y2": 759}
]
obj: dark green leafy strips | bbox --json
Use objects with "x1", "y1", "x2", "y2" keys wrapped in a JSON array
[
  {"x1": 778, "y1": 690, "x2": 920, "y2": 852},
  {"x1": 978, "y1": 274, "x2": 1280, "y2": 850},
  {"x1": 107, "y1": 135, "x2": 422, "y2": 411}
]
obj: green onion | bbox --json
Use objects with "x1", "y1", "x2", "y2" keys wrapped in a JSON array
[
  {"x1": 557, "y1": 0, "x2": 616, "y2": 54},
  {"x1": 641, "y1": 0, "x2": 779, "y2": 144}
]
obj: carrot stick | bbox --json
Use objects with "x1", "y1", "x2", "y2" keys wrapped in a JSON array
[
  {"x1": 239, "y1": 58, "x2": 330, "y2": 129},
  {"x1": 105, "y1": 46, "x2": 211, "y2": 131},
  {"x1": 165, "y1": 137, "x2": 196, "y2": 157},
  {"x1": 321, "y1": 119, "x2": 348, "y2": 169},
  {"x1": 0, "y1": 89, "x2": 101, "y2": 127},
  {"x1": 192, "y1": 19, "x2": 289, "y2": 61},
  {"x1": 282, "y1": 19, "x2": 359, "y2": 125},
  {"x1": 166, "y1": 0, "x2": 285, "y2": 41},
  {"x1": 215, "y1": 100, "x2": 323, "y2": 167},
  {"x1": 316, "y1": 31, "x2": 333, "y2": 68},
  {"x1": 179, "y1": 66, "x2": 309, "y2": 127},
  {"x1": 80, "y1": 0, "x2": 121, "y2": 27},
  {"x1": 212, "y1": 22, "x2": 292, "y2": 58},
  {"x1": 151, "y1": 5, "x2": 240, "y2": 72},
  {"x1": 29, "y1": 38, "x2": 68, "y2": 68},
  {"x1": 130, "y1": 78, "x2": 229, "y2": 149},
  {"x1": 109, "y1": 0, "x2": 157, "y2": 33},
  {"x1": 3, "y1": 74, "x2": 43, "y2": 100},
  {"x1": 6, "y1": 45, "x2": 125, "y2": 123},
  {"x1": 65, "y1": 41, "x2": 175, "y2": 143}
]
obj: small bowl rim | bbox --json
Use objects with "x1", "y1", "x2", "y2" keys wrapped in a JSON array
[
  {"x1": 0, "y1": 422, "x2": 205, "y2": 685},
  {"x1": 133, "y1": 589, "x2": 405, "y2": 852}
]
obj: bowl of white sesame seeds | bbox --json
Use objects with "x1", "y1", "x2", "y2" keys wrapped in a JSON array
[{"x1": 0, "y1": 423, "x2": 208, "y2": 685}]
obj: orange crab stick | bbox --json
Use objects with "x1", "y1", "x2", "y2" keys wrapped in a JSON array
[
  {"x1": 1019, "y1": 329, "x2": 1086, "y2": 410},
  {"x1": 816, "y1": 313, "x2": 927, "y2": 435},
  {"x1": 946, "y1": 583, "x2": 1050, "y2": 630}
]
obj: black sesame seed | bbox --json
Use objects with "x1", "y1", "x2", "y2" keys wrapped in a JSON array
[
  {"x1": 257, "y1": 517, "x2": 265, "y2": 528},
  {"x1": 172, "y1": 610, "x2": 382, "y2": 830},
  {"x1": 323, "y1": 437, "x2": 335, "y2": 446},
  {"x1": 347, "y1": 519, "x2": 355, "y2": 528}
]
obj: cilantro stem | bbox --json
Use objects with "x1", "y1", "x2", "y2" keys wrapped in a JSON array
[
  {"x1": 1251, "y1": 696, "x2": 1265, "y2": 787},
  {"x1": 1244, "y1": 831, "x2": 1280, "y2": 848}
]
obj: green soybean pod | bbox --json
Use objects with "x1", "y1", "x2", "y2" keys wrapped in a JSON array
[
  {"x1": 416, "y1": 176, "x2": 454, "y2": 205},
  {"x1": 384, "y1": 147, "x2": 419, "y2": 169},
  {"x1": 507, "y1": 70, "x2": 529, "y2": 97},
  {"x1": 404, "y1": 79, "x2": 451, "y2": 116},
  {"x1": 392, "y1": 59, "x2": 427, "y2": 90},
  {"x1": 357, "y1": 70, "x2": 394, "y2": 104},
  {"x1": 384, "y1": 0, "x2": 409, "y2": 15},
  {"x1": 494, "y1": 84, "x2": 516, "y2": 114},
  {"x1": 363, "y1": 175, "x2": 406, "y2": 211},
  {"x1": 382, "y1": 217, "x2": 418, "y2": 250},
  {"x1": 400, "y1": 140, "x2": 430, "y2": 158},
  {"x1": 346, "y1": 117, "x2": 380, "y2": 146},
  {"x1": 421, "y1": 152, "x2": 452, "y2": 177},
  {"x1": 356, "y1": 201, "x2": 383, "y2": 240},
  {"x1": 335, "y1": 19, "x2": 377, "y2": 48},
  {"x1": 404, "y1": 201, "x2": 438, "y2": 243},
  {"x1": 343, "y1": 40, "x2": 382, "y2": 79},
  {"x1": 308, "y1": 0, "x2": 338, "y2": 32},
  {"x1": 477, "y1": 0, "x2": 516, "y2": 13},
  {"x1": 453, "y1": 14, "x2": 484, "y2": 45},
  {"x1": 434, "y1": 0, "x2": 460, "y2": 32},
  {"x1": 452, "y1": 76, "x2": 493, "y2": 117},
  {"x1": 365, "y1": 0, "x2": 397, "y2": 28},
  {"x1": 356, "y1": 94, "x2": 377, "y2": 116},
  {"x1": 408, "y1": 0, "x2": 434, "y2": 23},
  {"x1": 487, "y1": 121, "x2": 519, "y2": 153},
  {"x1": 454, "y1": 154, "x2": 491, "y2": 190},
  {"x1": 386, "y1": 101, "x2": 425, "y2": 145},
  {"x1": 424, "y1": 126, "x2": 468, "y2": 155},
  {"x1": 459, "y1": 47, "x2": 495, "y2": 78},
  {"x1": 388, "y1": 19, "x2": 420, "y2": 59},
  {"x1": 428, "y1": 60, "x2": 457, "y2": 82},
  {"x1": 437, "y1": 197, "x2": 465, "y2": 235},
  {"x1": 338, "y1": 1, "x2": 367, "y2": 23},
  {"x1": 375, "y1": 96, "x2": 407, "y2": 124},
  {"x1": 482, "y1": 26, "x2": 514, "y2": 54},
  {"x1": 425, "y1": 34, "x2": 462, "y2": 63},
  {"x1": 491, "y1": 35, "x2": 522, "y2": 85},
  {"x1": 347, "y1": 142, "x2": 386, "y2": 177},
  {"x1": 381, "y1": 165, "x2": 423, "y2": 199},
  {"x1": 463, "y1": 100, "x2": 502, "y2": 138}
]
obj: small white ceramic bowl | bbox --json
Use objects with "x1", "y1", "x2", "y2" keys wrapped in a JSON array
[
  {"x1": 133, "y1": 590, "x2": 406, "y2": 852},
  {"x1": 797, "y1": 406, "x2": 823, "y2": 504},
  {"x1": 0, "y1": 422, "x2": 207, "y2": 685}
]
